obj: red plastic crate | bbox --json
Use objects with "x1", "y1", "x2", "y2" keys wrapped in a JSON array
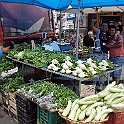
[{"x1": 105, "y1": 112, "x2": 124, "y2": 124}]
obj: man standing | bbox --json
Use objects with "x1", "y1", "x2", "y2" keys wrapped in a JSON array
[
  {"x1": 106, "y1": 25, "x2": 124, "y2": 84},
  {"x1": 93, "y1": 20, "x2": 109, "y2": 92}
]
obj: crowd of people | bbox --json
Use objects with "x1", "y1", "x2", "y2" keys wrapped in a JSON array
[{"x1": 83, "y1": 20, "x2": 124, "y2": 92}]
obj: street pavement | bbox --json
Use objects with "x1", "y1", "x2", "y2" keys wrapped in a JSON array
[{"x1": 0, "y1": 108, "x2": 17, "y2": 124}]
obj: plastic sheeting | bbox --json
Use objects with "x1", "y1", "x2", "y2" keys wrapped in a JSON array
[{"x1": 0, "y1": 2, "x2": 49, "y2": 31}]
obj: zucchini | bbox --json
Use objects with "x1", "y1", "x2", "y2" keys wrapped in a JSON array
[
  {"x1": 78, "y1": 94, "x2": 98, "y2": 103},
  {"x1": 80, "y1": 104, "x2": 88, "y2": 110},
  {"x1": 84, "y1": 108, "x2": 96, "y2": 122},
  {"x1": 62, "y1": 100, "x2": 72, "y2": 117},
  {"x1": 78, "y1": 100, "x2": 96, "y2": 105},
  {"x1": 78, "y1": 108, "x2": 87, "y2": 121},
  {"x1": 111, "y1": 97, "x2": 124, "y2": 105},
  {"x1": 96, "y1": 106, "x2": 102, "y2": 114},
  {"x1": 112, "y1": 104, "x2": 124, "y2": 109},
  {"x1": 104, "y1": 93, "x2": 114, "y2": 101},
  {"x1": 106, "y1": 93, "x2": 123, "y2": 105},
  {"x1": 98, "y1": 91, "x2": 110, "y2": 98},
  {"x1": 95, "y1": 108, "x2": 113, "y2": 121},
  {"x1": 68, "y1": 104, "x2": 79, "y2": 120},
  {"x1": 86, "y1": 102, "x2": 104, "y2": 116},
  {"x1": 110, "y1": 87, "x2": 123, "y2": 93},
  {"x1": 103, "y1": 81, "x2": 116, "y2": 92},
  {"x1": 74, "y1": 108, "x2": 81, "y2": 121},
  {"x1": 71, "y1": 99, "x2": 79, "y2": 111}
]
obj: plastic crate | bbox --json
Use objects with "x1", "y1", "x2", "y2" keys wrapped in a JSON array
[
  {"x1": 105, "y1": 112, "x2": 124, "y2": 124},
  {"x1": 18, "y1": 116, "x2": 36, "y2": 124},
  {"x1": 18, "y1": 108, "x2": 36, "y2": 121},
  {"x1": 39, "y1": 107, "x2": 66, "y2": 124},
  {"x1": 37, "y1": 105, "x2": 40, "y2": 123},
  {"x1": 16, "y1": 93, "x2": 37, "y2": 112}
]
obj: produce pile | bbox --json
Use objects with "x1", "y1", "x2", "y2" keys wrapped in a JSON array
[
  {"x1": 0, "y1": 73, "x2": 24, "y2": 92},
  {"x1": 0, "y1": 55, "x2": 24, "y2": 92},
  {"x1": 48, "y1": 57, "x2": 116, "y2": 78},
  {"x1": 17, "y1": 81, "x2": 79, "y2": 111},
  {"x1": 8, "y1": 43, "x2": 74, "y2": 68},
  {"x1": 0, "y1": 55, "x2": 15, "y2": 72},
  {"x1": 59, "y1": 81, "x2": 124, "y2": 123},
  {"x1": 8, "y1": 42, "x2": 117, "y2": 78}
]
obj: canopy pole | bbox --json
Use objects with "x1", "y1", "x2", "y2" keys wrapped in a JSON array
[
  {"x1": 96, "y1": 7, "x2": 99, "y2": 28},
  {"x1": 59, "y1": 11, "x2": 62, "y2": 42},
  {"x1": 75, "y1": 0, "x2": 81, "y2": 60}
]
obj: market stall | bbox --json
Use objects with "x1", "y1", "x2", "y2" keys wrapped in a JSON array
[
  {"x1": 0, "y1": 40, "x2": 123, "y2": 124},
  {"x1": 0, "y1": 1, "x2": 124, "y2": 124}
]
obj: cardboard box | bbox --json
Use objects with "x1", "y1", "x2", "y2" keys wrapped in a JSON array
[{"x1": 80, "y1": 84, "x2": 96, "y2": 97}]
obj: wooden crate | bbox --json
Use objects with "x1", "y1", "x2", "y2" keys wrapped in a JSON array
[
  {"x1": 9, "y1": 105, "x2": 17, "y2": 115},
  {"x1": 34, "y1": 68, "x2": 51, "y2": 78},
  {"x1": 9, "y1": 92, "x2": 16, "y2": 103},
  {"x1": 9, "y1": 99, "x2": 17, "y2": 111}
]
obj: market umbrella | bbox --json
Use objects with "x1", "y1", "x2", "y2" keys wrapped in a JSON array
[
  {"x1": 0, "y1": 0, "x2": 124, "y2": 10},
  {"x1": 0, "y1": 2, "x2": 48, "y2": 31}
]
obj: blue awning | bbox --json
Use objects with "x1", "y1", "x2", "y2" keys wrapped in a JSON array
[{"x1": 0, "y1": 0, "x2": 123, "y2": 10}]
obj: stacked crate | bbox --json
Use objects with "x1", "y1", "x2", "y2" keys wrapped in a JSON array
[
  {"x1": 16, "y1": 93, "x2": 37, "y2": 124},
  {"x1": 0, "y1": 89, "x2": 9, "y2": 114},
  {"x1": 37, "y1": 105, "x2": 66, "y2": 124},
  {"x1": 9, "y1": 92, "x2": 18, "y2": 122},
  {"x1": 0, "y1": 92, "x2": 3, "y2": 105}
]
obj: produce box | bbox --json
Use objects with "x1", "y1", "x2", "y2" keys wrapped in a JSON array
[
  {"x1": 105, "y1": 112, "x2": 124, "y2": 124},
  {"x1": 34, "y1": 68, "x2": 51, "y2": 78},
  {"x1": 16, "y1": 93, "x2": 37, "y2": 112},
  {"x1": 0, "y1": 89, "x2": 9, "y2": 98},
  {"x1": 18, "y1": 108, "x2": 36, "y2": 121},
  {"x1": 2, "y1": 96, "x2": 9, "y2": 108},
  {"x1": 37, "y1": 106, "x2": 66, "y2": 124},
  {"x1": 9, "y1": 105, "x2": 17, "y2": 115},
  {"x1": 3, "y1": 105, "x2": 9, "y2": 114},
  {"x1": 80, "y1": 84, "x2": 96, "y2": 97},
  {"x1": 9, "y1": 99, "x2": 17, "y2": 111},
  {"x1": 9, "y1": 92, "x2": 16, "y2": 103},
  {"x1": 0, "y1": 93, "x2": 2, "y2": 104},
  {"x1": 9, "y1": 110, "x2": 18, "y2": 123}
]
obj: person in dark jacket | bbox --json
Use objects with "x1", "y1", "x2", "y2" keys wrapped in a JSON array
[{"x1": 83, "y1": 31, "x2": 94, "y2": 47}]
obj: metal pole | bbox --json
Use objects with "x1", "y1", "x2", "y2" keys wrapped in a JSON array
[
  {"x1": 59, "y1": 11, "x2": 62, "y2": 42},
  {"x1": 75, "y1": 0, "x2": 81, "y2": 60}
]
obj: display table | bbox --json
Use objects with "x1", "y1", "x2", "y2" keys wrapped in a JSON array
[{"x1": 6, "y1": 56, "x2": 121, "y2": 97}]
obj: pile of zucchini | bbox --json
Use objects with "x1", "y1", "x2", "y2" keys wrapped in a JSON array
[{"x1": 60, "y1": 81, "x2": 124, "y2": 123}]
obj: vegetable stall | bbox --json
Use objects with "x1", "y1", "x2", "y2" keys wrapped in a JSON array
[{"x1": 0, "y1": 42, "x2": 124, "y2": 124}]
